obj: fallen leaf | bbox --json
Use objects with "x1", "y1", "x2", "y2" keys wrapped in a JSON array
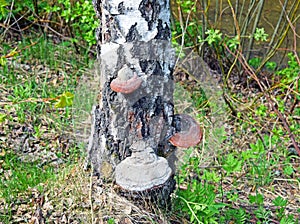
[{"x1": 54, "y1": 92, "x2": 74, "y2": 108}]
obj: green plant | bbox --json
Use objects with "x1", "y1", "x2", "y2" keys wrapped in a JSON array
[
  {"x1": 1, "y1": 36, "x2": 83, "y2": 127},
  {"x1": 265, "y1": 61, "x2": 277, "y2": 71},
  {"x1": 0, "y1": 0, "x2": 8, "y2": 20},
  {"x1": 174, "y1": 155, "x2": 226, "y2": 223},
  {"x1": 222, "y1": 154, "x2": 243, "y2": 174},
  {"x1": 225, "y1": 35, "x2": 240, "y2": 51},
  {"x1": 47, "y1": 0, "x2": 99, "y2": 46},
  {"x1": 172, "y1": 0, "x2": 201, "y2": 53},
  {"x1": 33, "y1": 124, "x2": 44, "y2": 138},
  {"x1": 175, "y1": 180, "x2": 226, "y2": 223},
  {"x1": 249, "y1": 57, "x2": 262, "y2": 69},
  {"x1": 54, "y1": 91, "x2": 74, "y2": 108},
  {"x1": 254, "y1": 206, "x2": 272, "y2": 224},
  {"x1": 248, "y1": 138, "x2": 274, "y2": 186},
  {"x1": 0, "y1": 33, "x2": 93, "y2": 222},
  {"x1": 198, "y1": 29, "x2": 240, "y2": 52},
  {"x1": 2, "y1": 0, "x2": 98, "y2": 47},
  {"x1": 249, "y1": 194, "x2": 271, "y2": 223},
  {"x1": 176, "y1": 0, "x2": 196, "y2": 14},
  {"x1": 255, "y1": 104, "x2": 267, "y2": 117},
  {"x1": 203, "y1": 29, "x2": 223, "y2": 46},
  {"x1": 280, "y1": 215, "x2": 298, "y2": 224},
  {"x1": 221, "y1": 208, "x2": 247, "y2": 224},
  {"x1": 107, "y1": 218, "x2": 115, "y2": 224},
  {"x1": 283, "y1": 164, "x2": 294, "y2": 176},
  {"x1": 277, "y1": 53, "x2": 300, "y2": 83},
  {"x1": 202, "y1": 170, "x2": 221, "y2": 183},
  {"x1": 171, "y1": 1, "x2": 300, "y2": 223},
  {"x1": 273, "y1": 196, "x2": 288, "y2": 220},
  {"x1": 0, "y1": 113, "x2": 7, "y2": 122},
  {"x1": 249, "y1": 193, "x2": 264, "y2": 205},
  {"x1": 253, "y1": 27, "x2": 269, "y2": 42}
]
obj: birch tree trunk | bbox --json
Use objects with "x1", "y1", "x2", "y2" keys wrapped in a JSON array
[{"x1": 87, "y1": 0, "x2": 177, "y2": 202}]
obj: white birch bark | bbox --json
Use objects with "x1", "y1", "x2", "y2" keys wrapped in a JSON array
[{"x1": 87, "y1": 0, "x2": 176, "y2": 199}]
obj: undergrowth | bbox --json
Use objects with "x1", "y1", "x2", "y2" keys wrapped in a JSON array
[{"x1": 171, "y1": 0, "x2": 300, "y2": 223}]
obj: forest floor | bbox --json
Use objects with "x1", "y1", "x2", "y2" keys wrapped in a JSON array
[{"x1": 1, "y1": 34, "x2": 299, "y2": 223}]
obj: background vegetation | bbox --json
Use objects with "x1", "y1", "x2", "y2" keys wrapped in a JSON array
[{"x1": 0, "y1": 0, "x2": 299, "y2": 223}]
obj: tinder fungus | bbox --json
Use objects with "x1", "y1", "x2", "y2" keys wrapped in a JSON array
[
  {"x1": 169, "y1": 114, "x2": 203, "y2": 148},
  {"x1": 115, "y1": 141, "x2": 172, "y2": 192}
]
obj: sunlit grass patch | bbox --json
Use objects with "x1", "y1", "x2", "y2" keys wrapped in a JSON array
[
  {"x1": 0, "y1": 151, "x2": 55, "y2": 199},
  {"x1": 0, "y1": 34, "x2": 93, "y2": 223},
  {"x1": 0, "y1": 151, "x2": 56, "y2": 221}
]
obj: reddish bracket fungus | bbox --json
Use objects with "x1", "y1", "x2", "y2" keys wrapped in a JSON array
[
  {"x1": 110, "y1": 73, "x2": 142, "y2": 94},
  {"x1": 169, "y1": 114, "x2": 202, "y2": 148}
]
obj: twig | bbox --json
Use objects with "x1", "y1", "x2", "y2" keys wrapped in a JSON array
[
  {"x1": 278, "y1": 0, "x2": 300, "y2": 65},
  {"x1": 0, "y1": 96, "x2": 58, "y2": 106},
  {"x1": 89, "y1": 164, "x2": 94, "y2": 224},
  {"x1": 175, "y1": 0, "x2": 199, "y2": 67},
  {"x1": 224, "y1": 43, "x2": 300, "y2": 156},
  {"x1": 241, "y1": 52, "x2": 300, "y2": 156}
]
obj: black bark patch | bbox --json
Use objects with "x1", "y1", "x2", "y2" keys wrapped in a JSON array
[
  {"x1": 139, "y1": 59, "x2": 149, "y2": 72},
  {"x1": 173, "y1": 114, "x2": 182, "y2": 132},
  {"x1": 157, "y1": 140, "x2": 176, "y2": 157},
  {"x1": 126, "y1": 23, "x2": 139, "y2": 42},
  {"x1": 153, "y1": 61, "x2": 164, "y2": 76},
  {"x1": 154, "y1": 96, "x2": 164, "y2": 115},
  {"x1": 92, "y1": 0, "x2": 102, "y2": 18},
  {"x1": 139, "y1": 60, "x2": 164, "y2": 76},
  {"x1": 95, "y1": 27, "x2": 102, "y2": 43},
  {"x1": 154, "y1": 20, "x2": 170, "y2": 40},
  {"x1": 139, "y1": 0, "x2": 160, "y2": 30},
  {"x1": 132, "y1": 96, "x2": 164, "y2": 117},
  {"x1": 132, "y1": 96, "x2": 165, "y2": 138},
  {"x1": 118, "y1": 2, "x2": 125, "y2": 14}
]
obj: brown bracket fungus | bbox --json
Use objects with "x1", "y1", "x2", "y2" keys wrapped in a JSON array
[
  {"x1": 169, "y1": 114, "x2": 203, "y2": 148},
  {"x1": 110, "y1": 72, "x2": 142, "y2": 94}
]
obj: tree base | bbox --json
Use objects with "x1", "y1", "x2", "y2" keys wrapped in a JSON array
[{"x1": 114, "y1": 176, "x2": 176, "y2": 208}]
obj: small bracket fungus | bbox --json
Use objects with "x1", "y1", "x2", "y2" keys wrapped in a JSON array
[
  {"x1": 110, "y1": 66, "x2": 142, "y2": 94},
  {"x1": 115, "y1": 141, "x2": 172, "y2": 191},
  {"x1": 169, "y1": 114, "x2": 203, "y2": 148}
]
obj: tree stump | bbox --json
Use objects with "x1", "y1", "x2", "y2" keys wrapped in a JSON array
[{"x1": 87, "y1": 0, "x2": 202, "y2": 205}]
